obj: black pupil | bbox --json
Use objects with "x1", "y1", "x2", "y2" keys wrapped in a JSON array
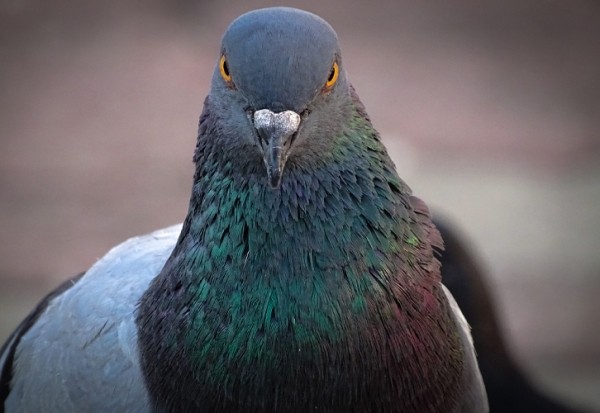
[
  {"x1": 328, "y1": 65, "x2": 336, "y2": 81},
  {"x1": 223, "y1": 59, "x2": 230, "y2": 76}
]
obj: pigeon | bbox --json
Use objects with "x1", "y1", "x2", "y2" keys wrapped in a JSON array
[
  {"x1": 435, "y1": 218, "x2": 593, "y2": 413},
  {"x1": 1, "y1": 7, "x2": 488, "y2": 413}
]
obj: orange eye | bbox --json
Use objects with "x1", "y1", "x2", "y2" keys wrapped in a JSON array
[
  {"x1": 325, "y1": 61, "x2": 339, "y2": 89},
  {"x1": 219, "y1": 54, "x2": 232, "y2": 83}
]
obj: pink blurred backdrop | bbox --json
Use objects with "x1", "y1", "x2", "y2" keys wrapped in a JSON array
[{"x1": 1, "y1": 0, "x2": 599, "y2": 409}]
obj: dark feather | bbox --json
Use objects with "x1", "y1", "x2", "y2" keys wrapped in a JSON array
[{"x1": 436, "y1": 218, "x2": 591, "y2": 413}]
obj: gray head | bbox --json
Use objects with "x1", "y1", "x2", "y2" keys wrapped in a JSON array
[{"x1": 209, "y1": 7, "x2": 351, "y2": 188}]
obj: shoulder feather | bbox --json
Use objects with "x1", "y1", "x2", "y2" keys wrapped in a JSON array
[{"x1": 2, "y1": 225, "x2": 181, "y2": 413}]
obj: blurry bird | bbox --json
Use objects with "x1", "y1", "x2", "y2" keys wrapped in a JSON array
[
  {"x1": 435, "y1": 218, "x2": 592, "y2": 413},
  {"x1": 1, "y1": 7, "x2": 487, "y2": 413}
]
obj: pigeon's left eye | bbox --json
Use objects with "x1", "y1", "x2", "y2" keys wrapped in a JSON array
[
  {"x1": 219, "y1": 54, "x2": 232, "y2": 83},
  {"x1": 325, "y1": 61, "x2": 339, "y2": 89}
]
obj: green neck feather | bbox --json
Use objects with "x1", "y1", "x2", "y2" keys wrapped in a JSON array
[
  {"x1": 179, "y1": 106, "x2": 407, "y2": 339},
  {"x1": 138, "y1": 102, "x2": 463, "y2": 412}
]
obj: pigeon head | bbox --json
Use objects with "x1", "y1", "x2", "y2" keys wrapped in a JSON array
[{"x1": 209, "y1": 7, "x2": 349, "y2": 188}]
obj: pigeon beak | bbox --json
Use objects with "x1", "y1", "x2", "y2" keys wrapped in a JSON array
[{"x1": 253, "y1": 109, "x2": 301, "y2": 188}]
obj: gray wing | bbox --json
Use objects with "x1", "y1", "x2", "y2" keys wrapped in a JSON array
[
  {"x1": 1, "y1": 224, "x2": 182, "y2": 413},
  {"x1": 443, "y1": 285, "x2": 489, "y2": 413},
  {"x1": 1, "y1": 272, "x2": 85, "y2": 407}
]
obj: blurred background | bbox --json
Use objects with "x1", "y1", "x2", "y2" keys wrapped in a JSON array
[{"x1": 0, "y1": 0, "x2": 598, "y2": 410}]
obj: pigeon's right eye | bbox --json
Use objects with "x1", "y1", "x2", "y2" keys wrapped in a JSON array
[
  {"x1": 324, "y1": 61, "x2": 339, "y2": 91},
  {"x1": 219, "y1": 54, "x2": 233, "y2": 84}
]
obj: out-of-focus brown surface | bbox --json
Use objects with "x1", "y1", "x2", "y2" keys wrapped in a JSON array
[{"x1": 1, "y1": 0, "x2": 599, "y2": 410}]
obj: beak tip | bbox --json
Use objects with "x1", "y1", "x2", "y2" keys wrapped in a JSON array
[{"x1": 268, "y1": 169, "x2": 282, "y2": 188}]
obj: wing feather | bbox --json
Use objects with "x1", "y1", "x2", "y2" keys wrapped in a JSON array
[{"x1": 2, "y1": 225, "x2": 182, "y2": 413}]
